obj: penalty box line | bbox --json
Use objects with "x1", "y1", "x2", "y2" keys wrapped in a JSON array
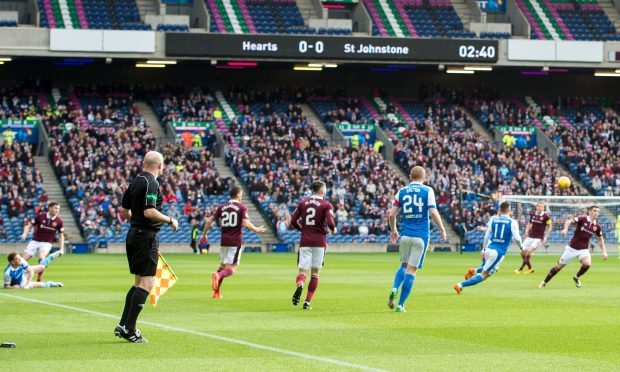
[{"x1": 0, "y1": 292, "x2": 386, "y2": 372}]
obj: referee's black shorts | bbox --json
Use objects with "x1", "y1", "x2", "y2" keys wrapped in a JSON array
[{"x1": 126, "y1": 227, "x2": 159, "y2": 276}]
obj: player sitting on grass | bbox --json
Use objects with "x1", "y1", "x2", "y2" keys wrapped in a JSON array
[
  {"x1": 455, "y1": 202, "x2": 523, "y2": 294},
  {"x1": 4, "y1": 252, "x2": 63, "y2": 289},
  {"x1": 539, "y1": 206, "x2": 607, "y2": 288}
]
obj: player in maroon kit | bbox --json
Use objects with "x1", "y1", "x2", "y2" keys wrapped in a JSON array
[
  {"x1": 20, "y1": 202, "x2": 64, "y2": 281},
  {"x1": 515, "y1": 201, "x2": 552, "y2": 274},
  {"x1": 539, "y1": 206, "x2": 608, "y2": 288},
  {"x1": 200, "y1": 186, "x2": 266, "y2": 298},
  {"x1": 289, "y1": 181, "x2": 336, "y2": 310}
]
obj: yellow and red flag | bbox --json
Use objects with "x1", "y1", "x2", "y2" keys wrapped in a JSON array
[{"x1": 149, "y1": 253, "x2": 178, "y2": 306}]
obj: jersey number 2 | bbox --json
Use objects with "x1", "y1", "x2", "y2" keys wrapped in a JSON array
[
  {"x1": 402, "y1": 195, "x2": 423, "y2": 214},
  {"x1": 221, "y1": 211, "x2": 238, "y2": 227},
  {"x1": 306, "y1": 207, "x2": 316, "y2": 226}
]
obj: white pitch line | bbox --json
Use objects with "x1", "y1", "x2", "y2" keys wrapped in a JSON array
[{"x1": 0, "y1": 292, "x2": 386, "y2": 372}]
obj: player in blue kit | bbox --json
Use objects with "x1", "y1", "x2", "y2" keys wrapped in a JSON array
[
  {"x1": 387, "y1": 166, "x2": 447, "y2": 312},
  {"x1": 454, "y1": 202, "x2": 523, "y2": 294},
  {"x1": 4, "y1": 252, "x2": 63, "y2": 289}
]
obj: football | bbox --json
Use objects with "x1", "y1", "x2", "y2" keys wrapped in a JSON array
[{"x1": 558, "y1": 176, "x2": 572, "y2": 190}]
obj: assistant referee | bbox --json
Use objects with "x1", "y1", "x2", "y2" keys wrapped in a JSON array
[{"x1": 115, "y1": 151, "x2": 178, "y2": 343}]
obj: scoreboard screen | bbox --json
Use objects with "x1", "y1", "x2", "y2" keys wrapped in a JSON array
[{"x1": 166, "y1": 33, "x2": 499, "y2": 63}]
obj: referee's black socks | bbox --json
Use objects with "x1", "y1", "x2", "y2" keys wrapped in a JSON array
[
  {"x1": 119, "y1": 286, "x2": 137, "y2": 327},
  {"x1": 125, "y1": 287, "x2": 150, "y2": 332}
]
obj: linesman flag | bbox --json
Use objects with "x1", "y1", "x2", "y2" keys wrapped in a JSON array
[{"x1": 150, "y1": 253, "x2": 178, "y2": 306}]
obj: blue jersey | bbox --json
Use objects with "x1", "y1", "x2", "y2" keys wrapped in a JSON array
[
  {"x1": 3, "y1": 259, "x2": 29, "y2": 287},
  {"x1": 393, "y1": 182, "x2": 437, "y2": 241},
  {"x1": 484, "y1": 215, "x2": 522, "y2": 255}
]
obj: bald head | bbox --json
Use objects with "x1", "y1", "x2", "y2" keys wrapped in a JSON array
[
  {"x1": 143, "y1": 151, "x2": 164, "y2": 176},
  {"x1": 409, "y1": 166, "x2": 425, "y2": 182}
]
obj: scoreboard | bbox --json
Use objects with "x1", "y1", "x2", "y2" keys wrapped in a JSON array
[{"x1": 165, "y1": 33, "x2": 499, "y2": 63}]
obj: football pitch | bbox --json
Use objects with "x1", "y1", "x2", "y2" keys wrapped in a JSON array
[{"x1": 1, "y1": 252, "x2": 618, "y2": 371}]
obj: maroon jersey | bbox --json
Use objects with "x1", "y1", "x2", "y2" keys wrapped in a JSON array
[
  {"x1": 528, "y1": 213, "x2": 551, "y2": 239},
  {"x1": 569, "y1": 216, "x2": 602, "y2": 250},
  {"x1": 31, "y1": 212, "x2": 64, "y2": 243},
  {"x1": 212, "y1": 201, "x2": 248, "y2": 247},
  {"x1": 290, "y1": 196, "x2": 335, "y2": 248}
]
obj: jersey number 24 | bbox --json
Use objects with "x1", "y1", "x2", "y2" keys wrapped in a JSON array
[{"x1": 402, "y1": 194, "x2": 423, "y2": 214}]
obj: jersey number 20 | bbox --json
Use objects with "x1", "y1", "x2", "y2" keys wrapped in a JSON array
[{"x1": 221, "y1": 211, "x2": 238, "y2": 227}]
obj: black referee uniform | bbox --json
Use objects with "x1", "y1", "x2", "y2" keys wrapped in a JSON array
[
  {"x1": 115, "y1": 171, "x2": 165, "y2": 343},
  {"x1": 122, "y1": 171, "x2": 163, "y2": 276}
]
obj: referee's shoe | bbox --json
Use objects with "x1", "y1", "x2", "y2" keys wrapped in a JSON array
[{"x1": 115, "y1": 325, "x2": 148, "y2": 343}]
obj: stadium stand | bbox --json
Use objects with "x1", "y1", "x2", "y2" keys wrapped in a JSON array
[
  {"x1": 363, "y1": 0, "x2": 476, "y2": 38},
  {"x1": 44, "y1": 87, "x2": 261, "y2": 245},
  {"x1": 467, "y1": 94, "x2": 619, "y2": 197},
  {"x1": 516, "y1": 0, "x2": 619, "y2": 40},
  {"x1": 206, "y1": 0, "x2": 351, "y2": 35},
  {"x1": 0, "y1": 142, "x2": 44, "y2": 243},
  {"x1": 222, "y1": 89, "x2": 400, "y2": 244},
  {"x1": 37, "y1": 0, "x2": 151, "y2": 30}
]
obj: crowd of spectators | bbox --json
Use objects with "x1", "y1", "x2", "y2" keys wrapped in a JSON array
[{"x1": 225, "y1": 91, "x2": 399, "y2": 243}]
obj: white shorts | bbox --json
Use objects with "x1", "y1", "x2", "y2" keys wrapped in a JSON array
[
  {"x1": 559, "y1": 246, "x2": 590, "y2": 265},
  {"x1": 298, "y1": 247, "x2": 325, "y2": 269},
  {"x1": 399, "y1": 236, "x2": 428, "y2": 269},
  {"x1": 220, "y1": 246, "x2": 242, "y2": 265},
  {"x1": 522, "y1": 237, "x2": 542, "y2": 251},
  {"x1": 25, "y1": 241, "x2": 53, "y2": 258},
  {"x1": 482, "y1": 248, "x2": 505, "y2": 275}
]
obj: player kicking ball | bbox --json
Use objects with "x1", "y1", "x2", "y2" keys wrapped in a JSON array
[
  {"x1": 4, "y1": 252, "x2": 63, "y2": 289},
  {"x1": 20, "y1": 202, "x2": 65, "y2": 281},
  {"x1": 289, "y1": 181, "x2": 336, "y2": 310},
  {"x1": 200, "y1": 186, "x2": 266, "y2": 298},
  {"x1": 454, "y1": 202, "x2": 523, "y2": 294},
  {"x1": 515, "y1": 201, "x2": 552, "y2": 274},
  {"x1": 539, "y1": 206, "x2": 607, "y2": 288}
]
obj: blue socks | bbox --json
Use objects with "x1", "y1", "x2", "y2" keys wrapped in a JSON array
[
  {"x1": 44, "y1": 281, "x2": 52, "y2": 288},
  {"x1": 475, "y1": 265, "x2": 484, "y2": 274},
  {"x1": 392, "y1": 265, "x2": 406, "y2": 290},
  {"x1": 398, "y1": 274, "x2": 415, "y2": 306},
  {"x1": 461, "y1": 274, "x2": 484, "y2": 288}
]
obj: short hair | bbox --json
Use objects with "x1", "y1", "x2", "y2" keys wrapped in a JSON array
[
  {"x1": 499, "y1": 201, "x2": 511, "y2": 213},
  {"x1": 410, "y1": 166, "x2": 425, "y2": 181},
  {"x1": 230, "y1": 186, "x2": 242, "y2": 199},
  {"x1": 48, "y1": 201, "x2": 59, "y2": 209},
  {"x1": 589, "y1": 205, "x2": 599, "y2": 211},
  {"x1": 311, "y1": 181, "x2": 326, "y2": 193},
  {"x1": 7, "y1": 252, "x2": 17, "y2": 263}
]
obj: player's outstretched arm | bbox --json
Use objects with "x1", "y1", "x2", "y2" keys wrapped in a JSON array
[
  {"x1": 289, "y1": 206, "x2": 302, "y2": 231},
  {"x1": 58, "y1": 233, "x2": 65, "y2": 254},
  {"x1": 201, "y1": 217, "x2": 215, "y2": 239},
  {"x1": 430, "y1": 208, "x2": 447, "y2": 241},
  {"x1": 21, "y1": 221, "x2": 32, "y2": 241},
  {"x1": 243, "y1": 219, "x2": 267, "y2": 233},
  {"x1": 388, "y1": 205, "x2": 399, "y2": 243},
  {"x1": 561, "y1": 217, "x2": 576, "y2": 236},
  {"x1": 543, "y1": 219, "x2": 552, "y2": 245},
  {"x1": 597, "y1": 235, "x2": 608, "y2": 261},
  {"x1": 511, "y1": 219, "x2": 524, "y2": 250},
  {"x1": 523, "y1": 222, "x2": 532, "y2": 240}
]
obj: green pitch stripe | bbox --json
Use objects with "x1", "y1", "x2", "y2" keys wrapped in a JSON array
[{"x1": 0, "y1": 293, "x2": 386, "y2": 372}]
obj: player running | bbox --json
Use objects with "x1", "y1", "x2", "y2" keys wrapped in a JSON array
[
  {"x1": 515, "y1": 201, "x2": 552, "y2": 274},
  {"x1": 200, "y1": 186, "x2": 266, "y2": 298},
  {"x1": 20, "y1": 202, "x2": 64, "y2": 281},
  {"x1": 539, "y1": 206, "x2": 607, "y2": 288},
  {"x1": 388, "y1": 166, "x2": 447, "y2": 312},
  {"x1": 4, "y1": 252, "x2": 63, "y2": 289},
  {"x1": 289, "y1": 180, "x2": 336, "y2": 310},
  {"x1": 455, "y1": 202, "x2": 523, "y2": 294}
]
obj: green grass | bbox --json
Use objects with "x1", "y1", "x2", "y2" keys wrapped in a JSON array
[{"x1": 1, "y1": 253, "x2": 619, "y2": 371}]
